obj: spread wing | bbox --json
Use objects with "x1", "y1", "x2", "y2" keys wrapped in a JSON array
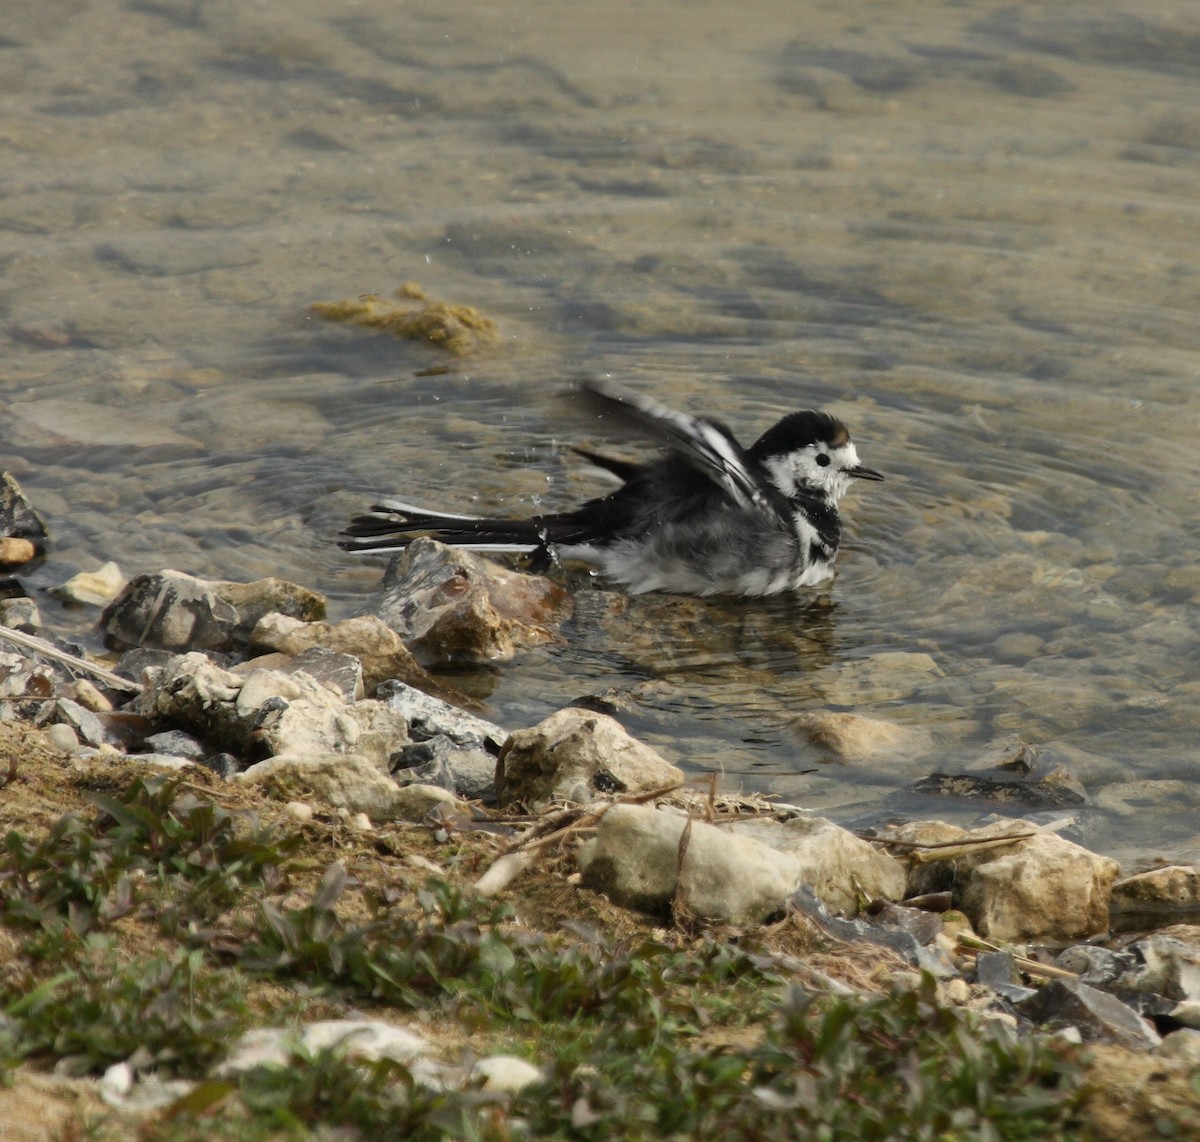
[{"x1": 582, "y1": 378, "x2": 772, "y2": 514}]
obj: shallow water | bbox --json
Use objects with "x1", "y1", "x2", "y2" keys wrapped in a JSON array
[{"x1": 3, "y1": 0, "x2": 1199, "y2": 866}]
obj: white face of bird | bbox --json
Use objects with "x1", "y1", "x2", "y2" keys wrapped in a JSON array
[{"x1": 762, "y1": 439, "x2": 881, "y2": 503}]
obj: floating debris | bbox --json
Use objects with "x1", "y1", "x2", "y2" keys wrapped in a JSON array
[{"x1": 311, "y1": 281, "x2": 498, "y2": 356}]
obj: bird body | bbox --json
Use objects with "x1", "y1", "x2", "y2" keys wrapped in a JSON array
[{"x1": 340, "y1": 380, "x2": 882, "y2": 596}]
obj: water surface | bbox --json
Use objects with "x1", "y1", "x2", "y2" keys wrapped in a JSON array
[{"x1": 3, "y1": 0, "x2": 1199, "y2": 865}]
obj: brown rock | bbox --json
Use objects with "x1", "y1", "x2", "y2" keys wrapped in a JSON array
[{"x1": 372, "y1": 538, "x2": 572, "y2": 663}]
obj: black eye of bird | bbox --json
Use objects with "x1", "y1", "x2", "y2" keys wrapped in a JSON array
[{"x1": 815, "y1": 453, "x2": 831, "y2": 467}]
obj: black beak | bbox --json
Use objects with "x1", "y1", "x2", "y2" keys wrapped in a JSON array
[{"x1": 848, "y1": 465, "x2": 884, "y2": 481}]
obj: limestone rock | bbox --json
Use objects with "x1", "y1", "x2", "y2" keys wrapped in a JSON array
[
  {"x1": 138, "y1": 652, "x2": 408, "y2": 765},
  {"x1": 497, "y1": 707, "x2": 683, "y2": 808},
  {"x1": 370, "y1": 537, "x2": 572, "y2": 663},
  {"x1": 239, "y1": 753, "x2": 414, "y2": 821},
  {"x1": 957, "y1": 831, "x2": 1120, "y2": 943},
  {"x1": 219, "y1": 1020, "x2": 430, "y2": 1075},
  {"x1": 792, "y1": 711, "x2": 930, "y2": 762},
  {"x1": 818, "y1": 651, "x2": 942, "y2": 705},
  {"x1": 578, "y1": 803, "x2": 802, "y2": 925},
  {"x1": 250, "y1": 612, "x2": 434, "y2": 693},
  {"x1": 239, "y1": 647, "x2": 365, "y2": 702},
  {"x1": 1111, "y1": 866, "x2": 1200, "y2": 919},
  {"x1": 760, "y1": 815, "x2": 907, "y2": 914}
]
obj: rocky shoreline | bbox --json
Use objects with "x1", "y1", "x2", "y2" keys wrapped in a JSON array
[{"x1": 2, "y1": 474, "x2": 1199, "y2": 1136}]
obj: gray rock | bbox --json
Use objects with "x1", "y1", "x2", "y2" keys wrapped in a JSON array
[
  {"x1": 101, "y1": 570, "x2": 240, "y2": 652},
  {"x1": 377, "y1": 680, "x2": 506, "y2": 751},
  {"x1": 46, "y1": 722, "x2": 80, "y2": 754},
  {"x1": 392, "y1": 736, "x2": 498, "y2": 802},
  {"x1": 370, "y1": 537, "x2": 572, "y2": 663},
  {"x1": 1117, "y1": 927, "x2": 1200, "y2": 1002},
  {"x1": 143, "y1": 730, "x2": 207, "y2": 761},
  {"x1": 0, "y1": 471, "x2": 48, "y2": 563},
  {"x1": 101, "y1": 571, "x2": 325, "y2": 653},
  {"x1": 578, "y1": 803, "x2": 802, "y2": 926},
  {"x1": 498, "y1": 707, "x2": 683, "y2": 809},
  {"x1": 0, "y1": 596, "x2": 41, "y2": 631},
  {"x1": 1017, "y1": 978, "x2": 1162, "y2": 1050},
  {"x1": 39, "y1": 697, "x2": 106, "y2": 748},
  {"x1": 790, "y1": 887, "x2": 957, "y2": 978},
  {"x1": 1056, "y1": 945, "x2": 1139, "y2": 989}
]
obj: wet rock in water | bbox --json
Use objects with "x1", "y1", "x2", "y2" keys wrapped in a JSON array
[
  {"x1": 817, "y1": 650, "x2": 942, "y2": 705},
  {"x1": 102, "y1": 570, "x2": 240, "y2": 651},
  {"x1": 1017, "y1": 978, "x2": 1162, "y2": 1050},
  {"x1": 138, "y1": 652, "x2": 409, "y2": 766},
  {"x1": 250, "y1": 612, "x2": 443, "y2": 695},
  {"x1": 496, "y1": 707, "x2": 683, "y2": 808},
  {"x1": 1111, "y1": 866, "x2": 1200, "y2": 922},
  {"x1": 369, "y1": 537, "x2": 572, "y2": 663},
  {"x1": 50, "y1": 561, "x2": 127, "y2": 607},
  {"x1": 211, "y1": 577, "x2": 325, "y2": 640},
  {"x1": 909, "y1": 772, "x2": 1086, "y2": 809},
  {"x1": 791, "y1": 710, "x2": 931, "y2": 762},
  {"x1": 578, "y1": 803, "x2": 803, "y2": 925},
  {"x1": 238, "y1": 754, "x2": 459, "y2": 822},
  {"x1": 0, "y1": 472, "x2": 49, "y2": 568},
  {"x1": 101, "y1": 571, "x2": 325, "y2": 652},
  {"x1": 729, "y1": 815, "x2": 906, "y2": 915}
]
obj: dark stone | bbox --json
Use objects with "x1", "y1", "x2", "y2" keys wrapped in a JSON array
[{"x1": 1017, "y1": 978, "x2": 1161, "y2": 1050}]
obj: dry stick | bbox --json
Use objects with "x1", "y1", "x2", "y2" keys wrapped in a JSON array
[
  {"x1": 670, "y1": 812, "x2": 695, "y2": 925},
  {"x1": 0, "y1": 626, "x2": 141, "y2": 693},
  {"x1": 955, "y1": 932, "x2": 1080, "y2": 982}
]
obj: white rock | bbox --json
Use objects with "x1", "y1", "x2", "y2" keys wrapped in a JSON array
[
  {"x1": 46, "y1": 722, "x2": 80, "y2": 754},
  {"x1": 51, "y1": 561, "x2": 127, "y2": 607},
  {"x1": 471, "y1": 1055, "x2": 543, "y2": 1092},
  {"x1": 578, "y1": 804, "x2": 802, "y2": 925},
  {"x1": 284, "y1": 801, "x2": 314, "y2": 822},
  {"x1": 731, "y1": 815, "x2": 907, "y2": 914},
  {"x1": 218, "y1": 1020, "x2": 430, "y2": 1076},
  {"x1": 498, "y1": 707, "x2": 683, "y2": 808}
]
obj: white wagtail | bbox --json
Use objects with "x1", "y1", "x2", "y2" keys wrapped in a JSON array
[{"x1": 340, "y1": 379, "x2": 882, "y2": 596}]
